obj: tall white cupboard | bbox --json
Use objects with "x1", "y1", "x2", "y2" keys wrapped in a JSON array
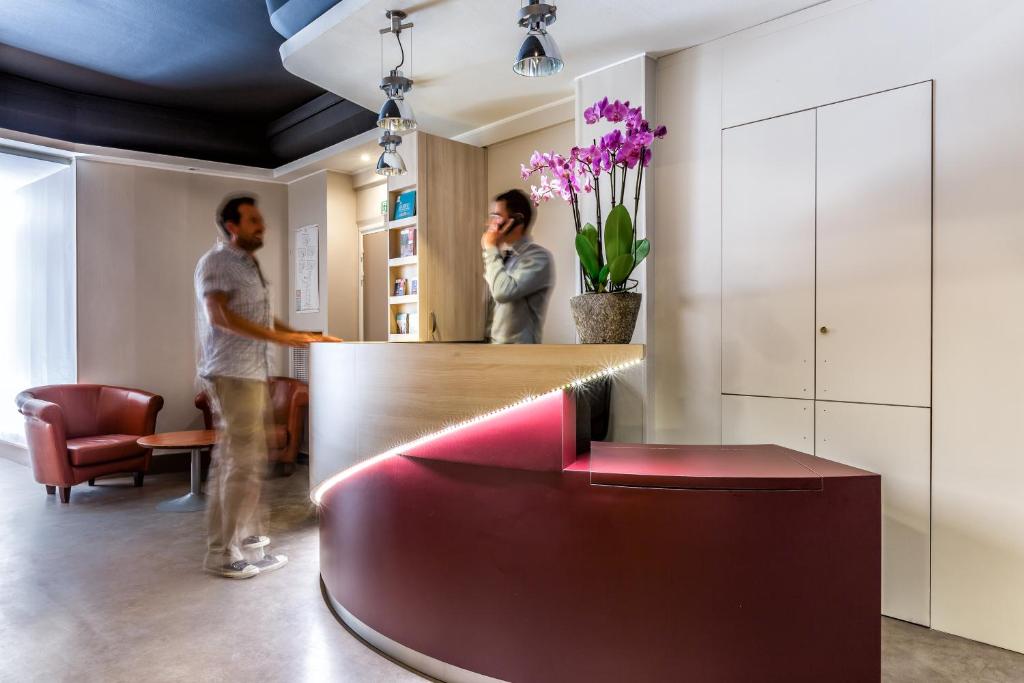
[{"x1": 721, "y1": 82, "x2": 933, "y2": 626}]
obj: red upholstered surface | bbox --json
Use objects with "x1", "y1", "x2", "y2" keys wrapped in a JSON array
[
  {"x1": 319, "y1": 391, "x2": 881, "y2": 682},
  {"x1": 66, "y1": 435, "x2": 144, "y2": 467},
  {"x1": 194, "y1": 377, "x2": 306, "y2": 464},
  {"x1": 269, "y1": 425, "x2": 288, "y2": 449},
  {"x1": 16, "y1": 384, "x2": 163, "y2": 489}
]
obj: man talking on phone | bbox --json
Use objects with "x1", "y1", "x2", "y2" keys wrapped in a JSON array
[{"x1": 481, "y1": 189, "x2": 554, "y2": 344}]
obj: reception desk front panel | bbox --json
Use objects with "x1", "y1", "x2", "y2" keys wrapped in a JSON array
[{"x1": 311, "y1": 344, "x2": 880, "y2": 682}]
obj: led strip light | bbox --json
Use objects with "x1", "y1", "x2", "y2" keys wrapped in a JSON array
[{"x1": 310, "y1": 358, "x2": 643, "y2": 505}]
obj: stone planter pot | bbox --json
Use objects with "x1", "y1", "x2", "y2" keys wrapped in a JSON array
[{"x1": 570, "y1": 292, "x2": 642, "y2": 344}]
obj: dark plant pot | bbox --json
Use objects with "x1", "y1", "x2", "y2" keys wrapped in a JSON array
[{"x1": 570, "y1": 292, "x2": 642, "y2": 344}]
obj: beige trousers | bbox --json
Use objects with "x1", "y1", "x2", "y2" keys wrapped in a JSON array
[{"x1": 204, "y1": 376, "x2": 270, "y2": 566}]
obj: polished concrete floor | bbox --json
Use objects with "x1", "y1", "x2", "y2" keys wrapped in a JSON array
[{"x1": 2, "y1": 447, "x2": 1024, "y2": 682}]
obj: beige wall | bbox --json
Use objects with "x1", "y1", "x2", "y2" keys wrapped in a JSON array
[
  {"x1": 486, "y1": 121, "x2": 576, "y2": 344},
  {"x1": 76, "y1": 160, "x2": 288, "y2": 433},
  {"x1": 653, "y1": 0, "x2": 1024, "y2": 653},
  {"x1": 287, "y1": 171, "x2": 359, "y2": 341},
  {"x1": 325, "y1": 171, "x2": 358, "y2": 341},
  {"x1": 287, "y1": 172, "x2": 328, "y2": 335}
]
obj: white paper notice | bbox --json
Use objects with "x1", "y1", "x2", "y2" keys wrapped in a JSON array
[{"x1": 295, "y1": 224, "x2": 320, "y2": 313}]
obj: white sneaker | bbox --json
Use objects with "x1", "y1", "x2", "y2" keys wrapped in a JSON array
[
  {"x1": 241, "y1": 535, "x2": 270, "y2": 550},
  {"x1": 252, "y1": 551, "x2": 288, "y2": 574},
  {"x1": 205, "y1": 560, "x2": 259, "y2": 579}
]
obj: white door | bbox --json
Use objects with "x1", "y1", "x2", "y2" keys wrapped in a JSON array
[
  {"x1": 722, "y1": 395, "x2": 814, "y2": 454},
  {"x1": 816, "y1": 401, "x2": 931, "y2": 626},
  {"x1": 722, "y1": 110, "x2": 816, "y2": 400},
  {"x1": 816, "y1": 83, "x2": 932, "y2": 407}
]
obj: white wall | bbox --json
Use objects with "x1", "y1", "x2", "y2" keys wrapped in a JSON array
[
  {"x1": 575, "y1": 55, "x2": 657, "y2": 442},
  {"x1": 654, "y1": 0, "x2": 1024, "y2": 653},
  {"x1": 486, "y1": 121, "x2": 577, "y2": 345},
  {"x1": 76, "y1": 160, "x2": 288, "y2": 432}
]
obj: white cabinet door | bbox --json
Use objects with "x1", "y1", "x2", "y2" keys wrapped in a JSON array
[
  {"x1": 816, "y1": 401, "x2": 930, "y2": 626},
  {"x1": 816, "y1": 83, "x2": 932, "y2": 407},
  {"x1": 722, "y1": 110, "x2": 816, "y2": 399},
  {"x1": 722, "y1": 395, "x2": 813, "y2": 455}
]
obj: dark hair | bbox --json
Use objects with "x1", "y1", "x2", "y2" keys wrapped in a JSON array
[
  {"x1": 216, "y1": 195, "x2": 257, "y2": 238},
  {"x1": 495, "y1": 189, "x2": 533, "y2": 232}
]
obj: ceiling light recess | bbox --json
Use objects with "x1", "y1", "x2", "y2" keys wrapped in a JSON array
[{"x1": 513, "y1": 1, "x2": 563, "y2": 78}]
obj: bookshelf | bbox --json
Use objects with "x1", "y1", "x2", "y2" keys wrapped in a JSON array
[{"x1": 386, "y1": 131, "x2": 487, "y2": 342}]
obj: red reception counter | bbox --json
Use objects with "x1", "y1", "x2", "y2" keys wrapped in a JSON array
[{"x1": 311, "y1": 359, "x2": 882, "y2": 683}]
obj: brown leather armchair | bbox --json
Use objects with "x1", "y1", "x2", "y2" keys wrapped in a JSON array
[
  {"x1": 194, "y1": 376, "x2": 308, "y2": 475},
  {"x1": 16, "y1": 384, "x2": 164, "y2": 503}
]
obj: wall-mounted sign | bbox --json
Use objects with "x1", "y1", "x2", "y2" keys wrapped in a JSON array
[{"x1": 295, "y1": 224, "x2": 320, "y2": 313}]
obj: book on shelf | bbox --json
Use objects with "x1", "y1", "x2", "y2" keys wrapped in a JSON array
[
  {"x1": 395, "y1": 312, "x2": 410, "y2": 335},
  {"x1": 393, "y1": 189, "x2": 417, "y2": 220},
  {"x1": 399, "y1": 227, "x2": 416, "y2": 257}
]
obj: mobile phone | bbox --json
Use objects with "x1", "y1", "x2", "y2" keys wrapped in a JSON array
[{"x1": 501, "y1": 213, "x2": 524, "y2": 234}]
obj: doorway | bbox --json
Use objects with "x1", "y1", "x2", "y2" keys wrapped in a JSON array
[{"x1": 360, "y1": 228, "x2": 389, "y2": 341}]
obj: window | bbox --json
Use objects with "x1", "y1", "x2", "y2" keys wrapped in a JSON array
[{"x1": 0, "y1": 150, "x2": 76, "y2": 445}]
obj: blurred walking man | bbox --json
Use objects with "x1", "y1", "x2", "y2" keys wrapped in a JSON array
[{"x1": 195, "y1": 194, "x2": 337, "y2": 579}]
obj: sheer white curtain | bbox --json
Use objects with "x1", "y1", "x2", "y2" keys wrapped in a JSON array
[{"x1": 0, "y1": 154, "x2": 76, "y2": 445}]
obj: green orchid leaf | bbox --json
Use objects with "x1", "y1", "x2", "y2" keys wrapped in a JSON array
[
  {"x1": 575, "y1": 233, "x2": 601, "y2": 282},
  {"x1": 604, "y1": 204, "x2": 632, "y2": 263},
  {"x1": 634, "y1": 238, "x2": 650, "y2": 266},
  {"x1": 582, "y1": 223, "x2": 599, "y2": 253},
  {"x1": 609, "y1": 253, "x2": 634, "y2": 285},
  {"x1": 598, "y1": 264, "x2": 610, "y2": 293}
]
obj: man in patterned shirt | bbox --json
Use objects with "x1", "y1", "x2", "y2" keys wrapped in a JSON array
[{"x1": 195, "y1": 195, "x2": 338, "y2": 579}]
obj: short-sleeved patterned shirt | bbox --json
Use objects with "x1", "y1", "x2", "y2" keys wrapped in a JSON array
[{"x1": 194, "y1": 242, "x2": 272, "y2": 381}]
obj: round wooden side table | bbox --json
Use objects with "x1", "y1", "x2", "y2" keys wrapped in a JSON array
[{"x1": 138, "y1": 430, "x2": 217, "y2": 512}]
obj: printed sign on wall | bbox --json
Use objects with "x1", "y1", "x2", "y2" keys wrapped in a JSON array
[{"x1": 295, "y1": 224, "x2": 320, "y2": 313}]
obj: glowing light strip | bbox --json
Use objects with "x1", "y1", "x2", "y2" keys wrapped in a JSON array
[{"x1": 310, "y1": 358, "x2": 643, "y2": 505}]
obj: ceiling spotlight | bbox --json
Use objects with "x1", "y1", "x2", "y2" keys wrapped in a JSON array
[
  {"x1": 376, "y1": 133, "x2": 406, "y2": 176},
  {"x1": 513, "y1": 1, "x2": 563, "y2": 77},
  {"x1": 377, "y1": 10, "x2": 417, "y2": 133}
]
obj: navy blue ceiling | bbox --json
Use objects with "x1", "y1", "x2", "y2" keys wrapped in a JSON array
[
  {"x1": 267, "y1": 0, "x2": 341, "y2": 39},
  {"x1": 0, "y1": 0, "x2": 374, "y2": 167}
]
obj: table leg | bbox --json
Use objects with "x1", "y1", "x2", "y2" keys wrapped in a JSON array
[{"x1": 156, "y1": 447, "x2": 207, "y2": 513}]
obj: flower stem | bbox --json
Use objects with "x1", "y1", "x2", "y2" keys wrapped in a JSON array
[{"x1": 620, "y1": 162, "x2": 628, "y2": 206}]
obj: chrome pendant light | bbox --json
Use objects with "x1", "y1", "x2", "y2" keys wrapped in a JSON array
[
  {"x1": 377, "y1": 10, "x2": 416, "y2": 133},
  {"x1": 376, "y1": 133, "x2": 406, "y2": 176},
  {"x1": 513, "y1": 1, "x2": 563, "y2": 77}
]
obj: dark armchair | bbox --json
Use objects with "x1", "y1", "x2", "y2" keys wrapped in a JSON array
[
  {"x1": 16, "y1": 384, "x2": 164, "y2": 503},
  {"x1": 195, "y1": 376, "x2": 308, "y2": 475}
]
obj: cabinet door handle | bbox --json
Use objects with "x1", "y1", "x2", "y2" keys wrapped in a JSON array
[{"x1": 819, "y1": 325, "x2": 829, "y2": 334}]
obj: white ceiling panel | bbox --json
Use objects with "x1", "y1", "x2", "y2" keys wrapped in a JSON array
[{"x1": 281, "y1": 0, "x2": 823, "y2": 140}]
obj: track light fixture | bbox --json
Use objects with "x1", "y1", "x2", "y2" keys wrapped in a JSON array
[
  {"x1": 376, "y1": 132, "x2": 406, "y2": 177},
  {"x1": 513, "y1": 1, "x2": 563, "y2": 77},
  {"x1": 377, "y1": 10, "x2": 416, "y2": 134}
]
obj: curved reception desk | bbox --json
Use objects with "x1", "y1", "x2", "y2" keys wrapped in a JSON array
[{"x1": 310, "y1": 343, "x2": 881, "y2": 682}]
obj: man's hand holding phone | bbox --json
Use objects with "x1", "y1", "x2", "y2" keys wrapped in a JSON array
[{"x1": 482, "y1": 213, "x2": 517, "y2": 249}]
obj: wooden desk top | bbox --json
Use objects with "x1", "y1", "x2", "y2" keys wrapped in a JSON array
[{"x1": 138, "y1": 430, "x2": 217, "y2": 449}]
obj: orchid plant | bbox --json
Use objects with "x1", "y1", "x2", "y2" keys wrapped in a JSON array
[{"x1": 521, "y1": 97, "x2": 667, "y2": 293}]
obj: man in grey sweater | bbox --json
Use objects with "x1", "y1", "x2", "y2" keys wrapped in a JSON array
[{"x1": 481, "y1": 189, "x2": 555, "y2": 344}]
